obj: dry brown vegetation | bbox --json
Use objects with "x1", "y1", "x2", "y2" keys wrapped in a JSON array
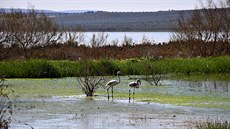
[
  {"x1": 171, "y1": 0, "x2": 230, "y2": 57},
  {"x1": 0, "y1": 0, "x2": 229, "y2": 61}
]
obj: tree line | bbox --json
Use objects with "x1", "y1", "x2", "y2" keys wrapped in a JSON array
[
  {"x1": 171, "y1": 0, "x2": 230, "y2": 57},
  {"x1": 0, "y1": 0, "x2": 229, "y2": 60}
]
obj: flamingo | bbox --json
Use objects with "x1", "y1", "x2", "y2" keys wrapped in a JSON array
[
  {"x1": 128, "y1": 79, "x2": 141, "y2": 103},
  {"x1": 106, "y1": 71, "x2": 121, "y2": 100}
]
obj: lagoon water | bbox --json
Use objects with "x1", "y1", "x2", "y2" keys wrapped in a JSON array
[
  {"x1": 82, "y1": 32, "x2": 172, "y2": 45},
  {"x1": 9, "y1": 76, "x2": 230, "y2": 129}
]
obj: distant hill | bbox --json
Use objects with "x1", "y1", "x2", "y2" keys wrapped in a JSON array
[
  {"x1": 0, "y1": 8, "x2": 98, "y2": 14},
  {"x1": 0, "y1": 8, "x2": 193, "y2": 31},
  {"x1": 0, "y1": 8, "x2": 56, "y2": 13},
  {"x1": 60, "y1": 10, "x2": 98, "y2": 13},
  {"x1": 52, "y1": 10, "x2": 193, "y2": 32}
]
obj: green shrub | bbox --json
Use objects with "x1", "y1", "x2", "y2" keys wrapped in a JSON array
[
  {"x1": 52, "y1": 60, "x2": 80, "y2": 77},
  {"x1": 24, "y1": 60, "x2": 61, "y2": 78},
  {"x1": 0, "y1": 60, "x2": 61, "y2": 78},
  {"x1": 120, "y1": 59, "x2": 142, "y2": 75},
  {"x1": 0, "y1": 56, "x2": 230, "y2": 78}
]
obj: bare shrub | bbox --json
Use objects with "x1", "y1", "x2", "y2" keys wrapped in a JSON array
[
  {"x1": 64, "y1": 28, "x2": 85, "y2": 47},
  {"x1": 141, "y1": 35, "x2": 153, "y2": 45},
  {"x1": 141, "y1": 59, "x2": 166, "y2": 85},
  {"x1": 76, "y1": 60, "x2": 105, "y2": 96},
  {"x1": 0, "y1": 76, "x2": 12, "y2": 129},
  {"x1": 90, "y1": 32, "x2": 108, "y2": 48},
  {"x1": 122, "y1": 35, "x2": 134, "y2": 46},
  {"x1": 111, "y1": 39, "x2": 119, "y2": 46}
]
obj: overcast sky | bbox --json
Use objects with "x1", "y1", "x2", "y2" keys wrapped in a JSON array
[{"x1": 0, "y1": 0, "x2": 223, "y2": 12}]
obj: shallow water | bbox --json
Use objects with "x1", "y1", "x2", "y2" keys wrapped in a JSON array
[
  {"x1": 109, "y1": 75, "x2": 230, "y2": 100},
  {"x1": 11, "y1": 95, "x2": 230, "y2": 129},
  {"x1": 5, "y1": 75, "x2": 230, "y2": 128}
]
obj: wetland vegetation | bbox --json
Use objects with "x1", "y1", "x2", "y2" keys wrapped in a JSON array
[
  {"x1": 1, "y1": 56, "x2": 230, "y2": 78},
  {"x1": 4, "y1": 75, "x2": 230, "y2": 109},
  {"x1": 4, "y1": 75, "x2": 230, "y2": 128},
  {"x1": 0, "y1": 0, "x2": 229, "y2": 128}
]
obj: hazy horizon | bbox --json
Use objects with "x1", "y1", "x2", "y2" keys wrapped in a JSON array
[{"x1": 0, "y1": 0, "x2": 224, "y2": 12}]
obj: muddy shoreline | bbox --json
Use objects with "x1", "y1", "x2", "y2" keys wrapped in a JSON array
[{"x1": 10, "y1": 95, "x2": 230, "y2": 129}]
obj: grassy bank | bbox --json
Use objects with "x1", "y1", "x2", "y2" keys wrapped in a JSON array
[{"x1": 1, "y1": 56, "x2": 230, "y2": 78}]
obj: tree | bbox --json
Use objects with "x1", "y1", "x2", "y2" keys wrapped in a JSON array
[
  {"x1": 4, "y1": 9, "x2": 62, "y2": 58},
  {"x1": 0, "y1": 10, "x2": 12, "y2": 60},
  {"x1": 172, "y1": 0, "x2": 230, "y2": 57},
  {"x1": 0, "y1": 10, "x2": 10, "y2": 46}
]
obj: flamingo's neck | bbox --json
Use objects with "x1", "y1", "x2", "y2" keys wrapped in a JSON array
[
  {"x1": 137, "y1": 80, "x2": 141, "y2": 85},
  {"x1": 117, "y1": 74, "x2": 120, "y2": 83}
]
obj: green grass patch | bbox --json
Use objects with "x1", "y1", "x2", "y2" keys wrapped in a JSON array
[
  {"x1": 1, "y1": 56, "x2": 230, "y2": 78},
  {"x1": 112, "y1": 93, "x2": 230, "y2": 109},
  {"x1": 96, "y1": 90, "x2": 230, "y2": 109},
  {"x1": 5, "y1": 78, "x2": 82, "y2": 98}
]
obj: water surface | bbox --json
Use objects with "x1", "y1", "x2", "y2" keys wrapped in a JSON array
[{"x1": 6, "y1": 75, "x2": 230, "y2": 128}]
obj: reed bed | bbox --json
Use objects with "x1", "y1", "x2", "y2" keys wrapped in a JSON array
[{"x1": 0, "y1": 56, "x2": 230, "y2": 78}]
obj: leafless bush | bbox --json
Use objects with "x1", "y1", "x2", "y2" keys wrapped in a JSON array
[
  {"x1": 0, "y1": 76, "x2": 12, "y2": 129},
  {"x1": 122, "y1": 35, "x2": 134, "y2": 46},
  {"x1": 64, "y1": 28, "x2": 85, "y2": 47},
  {"x1": 111, "y1": 39, "x2": 119, "y2": 46},
  {"x1": 90, "y1": 32, "x2": 108, "y2": 48},
  {"x1": 76, "y1": 60, "x2": 105, "y2": 96},
  {"x1": 141, "y1": 35, "x2": 153, "y2": 45},
  {"x1": 141, "y1": 59, "x2": 166, "y2": 85}
]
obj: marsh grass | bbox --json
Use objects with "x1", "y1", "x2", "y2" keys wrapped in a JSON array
[
  {"x1": 1, "y1": 56, "x2": 230, "y2": 78},
  {"x1": 5, "y1": 78, "x2": 82, "y2": 98},
  {"x1": 157, "y1": 57, "x2": 230, "y2": 74},
  {"x1": 196, "y1": 120, "x2": 230, "y2": 129},
  {"x1": 0, "y1": 60, "x2": 62, "y2": 78}
]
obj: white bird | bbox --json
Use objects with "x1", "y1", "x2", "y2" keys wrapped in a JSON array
[
  {"x1": 106, "y1": 71, "x2": 121, "y2": 100},
  {"x1": 128, "y1": 79, "x2": 141, "y2": 103}
]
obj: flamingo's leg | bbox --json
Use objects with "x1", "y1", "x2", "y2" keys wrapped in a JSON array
[
  {"x1": 133, "y1": 88, "x2": 135, "y2": 102},
  {"x1": 107, "y1": 87, "x2": 110, "y2": 101},
  {"x1": 111, "y1": 86, "x2": 114, "y2": 99},
  {"x1": 129, "y1": 89, "x2": 131, "y2": 103}
]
